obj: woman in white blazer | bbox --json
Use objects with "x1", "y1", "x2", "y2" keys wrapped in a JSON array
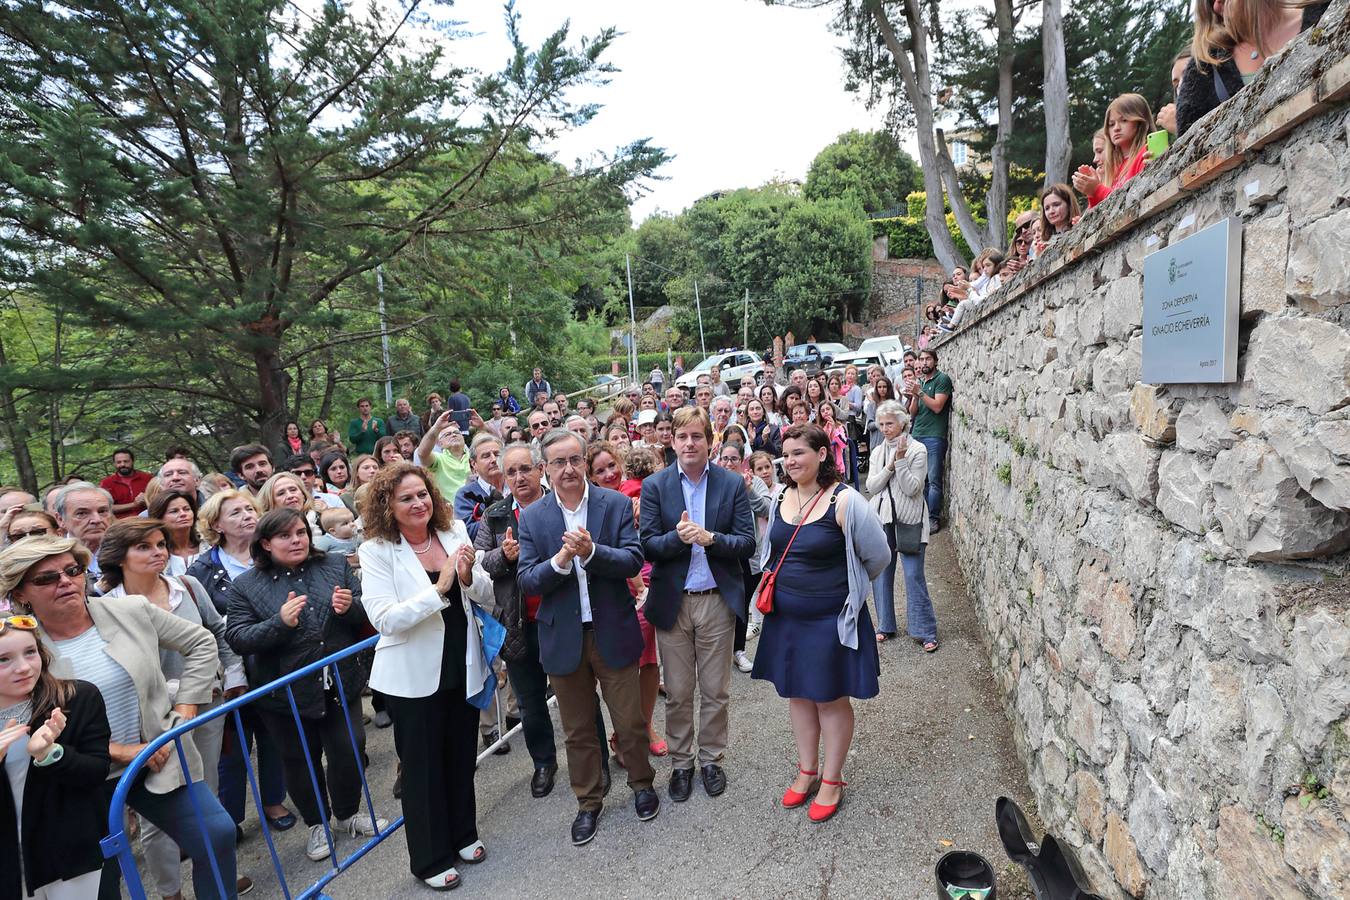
[
  {"x1": 864, "y1": 400, "x2": 938, "y2": 651},
  {"x1": 357, "y1": 463, "x2": 494, "y2": 892}
]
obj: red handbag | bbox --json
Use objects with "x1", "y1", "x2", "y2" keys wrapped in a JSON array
[{"x1": 755, "y1": 488, "x2": 827, "y2": 615}]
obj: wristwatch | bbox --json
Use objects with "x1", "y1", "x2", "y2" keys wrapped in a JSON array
[{"x1": 34, "y1": 743, "x2": 63, "y2": 767}]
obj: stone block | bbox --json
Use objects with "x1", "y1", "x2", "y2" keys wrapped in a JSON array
[
  {"x1": 1103, "y1": 274, "x2": 1141, "y2": 339},
  {"x1": 1185, "y1": 653, "x2": 1245, "y2": 776},
  {"x1": 1099, "y1": 581, "x2": 1138, "y2": 661},
  {"x1": 1097, "y1": 433, "x2": 1161, "y2": 507},
  {"x1": 1070, "y1": 682, "x2": 1109, "y2": 764},
  {"x1": 1289, "y1": 608, "x2": 1350, "y2": 757},
  {"x1": 1240, "y1": 210, "x2": 1290, "y2": 318},
  {"x1": 1156, "y1": 450, "x2": 1215, "y2": 534},
  {"x1": 1215, "y1": 805, "x2": 1303, "y2": 899},
  {"x1": 1175, "y1": 398, "x2": 1235, "y2": 455},
  {"x1": 1243, "y1": 682, "x2": 1286, "y2": 799},
  {"x1": 1267, "y1": 407, "x2": 1350, "y2": 511},
  {"x1": 1217, "y1": 566, "x2": 1289, "y2": 664},
  {"x1": 1074, "y1": 770, "x2": 1107, "y2": 843},
  {"x1": 1127, "y1": 768, "x2": 1174, "y2": 875},
  {"x1": 1104, "y1": 812, "x2": 1148, "y2": 897},
  {"x1": 1129, "y1": 383, "x2": 1180, "y2": 444},
  {"x1": 1288, "y1": 207, "x2": 1350, "y2": 311},
  {"x1": 1281, "y1": 795, "x2": 1350, "y2": 898},
  {"x1": 1243, "y1": 315, "x2": 1350, "y2": 415},
  {"x1": 1211, "y1": 439, "x2": 1350, "y2": 561},
  {"x1": 1285, "y1": 141, "x2": 1340, "y2": 224},
  {"x1": 1234, "y1": 161, "x2": 1287, "y2": 214},
  {"x1": 1110, "y1": 682, "x2": 1155, "y2": 757}
]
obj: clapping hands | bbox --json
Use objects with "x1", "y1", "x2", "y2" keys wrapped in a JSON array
[{"x1": 676, "y1": 511, "x2": 713, "y2": 547}]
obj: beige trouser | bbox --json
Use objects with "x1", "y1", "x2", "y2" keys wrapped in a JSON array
[
  {"x1": 479, "y1": 659, "x2": 520, "y2": 738},
  {"x1": 657, "y1": 591, "x2": 736, "y2": 769}
]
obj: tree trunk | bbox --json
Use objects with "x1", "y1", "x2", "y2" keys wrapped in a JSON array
[
  {"x1": 0, "y1": 333, "x2": 39, "y2": 493},
  {"x1": 984, "y1": 0, "x2": 1014, "y2": 249},
  {"x1": 870, "y1": 0, "x2": 964, "y2": 272},
  {"x1": 1042, "y1": 0, "x2": 1071, "y2": 187},
  {"x1": 319, "y1": 349, "x2": 337, "y2": 424},
  {"x1": 253, "y1": 337, "x2": 293, "y2": 453},
  {"x1": 936, "y1": 130, "x2": 986, "y2": 254},
  {"x1": 48, "y1": 311, "x2": 63, "y2": 481}
]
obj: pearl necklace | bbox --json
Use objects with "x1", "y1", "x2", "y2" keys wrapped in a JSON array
[{"x1": 407, "y1": 534, "x2": 434, "y2": 554}]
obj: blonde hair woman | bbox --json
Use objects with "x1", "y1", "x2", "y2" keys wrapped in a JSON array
[{"x1": 1072, "y1": 93, "x2": 1153, "y2": 207}]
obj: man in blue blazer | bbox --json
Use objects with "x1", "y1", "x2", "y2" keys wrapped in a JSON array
[
  {"x1": 517, "y1": 429, "x2": 659, "y2": 847},
  {"x1": 640, "y1": 406, "x2": 756, "y2": 802}
]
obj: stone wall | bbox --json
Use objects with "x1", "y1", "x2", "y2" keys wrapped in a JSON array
[
  {"x1": 932, "y1": 6, "x2": 1350, "y2": 897},
  {"x1": 848, "y1": 243, "x2": 944, "y2": 344}
]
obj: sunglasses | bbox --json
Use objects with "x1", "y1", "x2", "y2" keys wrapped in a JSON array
[
  {"x1": 6, "y1": 528, "x2": 49, "y2": 543},
  {"x1": 0, "y1": 614, "x2": 38, "y2": 634},
  {"x1": 24, "y1": 563, "x2": 86, "y2": 587},
  {"x1": 292, "y1": 468, "x2": 316, "y2": 477}
]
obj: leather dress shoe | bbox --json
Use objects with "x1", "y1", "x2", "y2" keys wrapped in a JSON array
[
  {"x1": 701, "y1": 763, "x2": 727, "y2": 797},
  {"x1": 531, "y1": 764, "x2": 557, "y2": 799},
  {"x1": 669, "y1": 767, "x2": 694, "y2": 802},
  {"x1": 571, "y1": 808, "x2": 601, "y2": 846},
  {"x1": 634, "y1": 788, "x2": 661, "y2": 822}
]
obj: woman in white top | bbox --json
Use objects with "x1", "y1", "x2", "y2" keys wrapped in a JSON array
[
  {"x1": 149, "y1": 491, "x2": 204, "y2": 577},
  {"x1": 99, "y1": 518, "x2": 249, "y2": 900},
  {"x1": 357, "y1": 463, "x2": 494, "y2": 892},
  {"x1": 864, "y1": 401, "x2": 937, "y2": 651}
]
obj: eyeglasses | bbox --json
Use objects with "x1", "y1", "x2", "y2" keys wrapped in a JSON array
[
  {"x1": 24, "y1": 563, "x2": 86, "y2": 587},
  {"x1": 6, "y1": 528, "x2": 50, "y2": 543},
  {"x1": 0, "y1": 615, "x2": 38, "y2": 634},
  {"x1": 545, "y1": 455, "x2": 585, "y2": 471},
  {"x1": 292, "y1": 468, "x2": 316, "y2": 477}
]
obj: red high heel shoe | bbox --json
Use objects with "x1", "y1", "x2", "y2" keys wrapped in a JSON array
[
  {"x1": 808, "y1": 779, "x2": 846, "y2": 822},
  {"x1": 781, "y1": 767, "x2": 821, "y2": 809}
]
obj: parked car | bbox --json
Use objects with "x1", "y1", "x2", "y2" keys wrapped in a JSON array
[
  {"x1": 783, "y1": 342, "x2": 851, "y2": 372},
  {"x1": 826, "y1": 349, "x2": 901, "y2": 378},
  {"x1": 675, "y1": 349, "x2": 765, "y2": 390}
]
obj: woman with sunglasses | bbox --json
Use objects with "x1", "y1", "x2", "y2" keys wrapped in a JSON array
[
  {"x1": 0, "y1": 612, "x2": 112, "y2": 899},
  {"x1": 99, "y1": 519, "x2": 251, "y2": 900},
  {"x1": 3, "y1": 511, "x2": 58, "y2": 550},
  {"x1": 0, "y1": 535, "x2": 239, "y2": 899}
]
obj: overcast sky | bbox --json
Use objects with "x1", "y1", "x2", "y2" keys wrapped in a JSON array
[{"x1": 448, "y1": 0, "x2": 894, "y2": 223}]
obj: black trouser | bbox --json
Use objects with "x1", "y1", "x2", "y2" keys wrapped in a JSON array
[
  {"x1": 259, "y1": 693, "x2": 366, "y2": 827},
  {"x1": 504, "y1": 620, "x2": 608, "y2": 769},
  {"x1": 384, "y1": 688, "x2": 479, "y2": 879},
  {"x1": 734, "y1": 570, "x2": 756, "y2": 653}
]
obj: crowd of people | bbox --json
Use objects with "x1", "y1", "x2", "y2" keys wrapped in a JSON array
[
  {"x1": 922, "y1": 0, "x2": 1328, "y2": 344},
  {"x1": 0, "y1": 351, "x2": 956, "y2": 897},
  {"x1": 0, "y1": 3, "x2": 1319, "y2": 896}
]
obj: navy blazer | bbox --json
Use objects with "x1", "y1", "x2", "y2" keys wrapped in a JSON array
[
  {"x1": 640, "y1": 461, "x2": 757, "y2": 630},
  {"x1": 516, "y1": 485, "x2": 645, "y2": 676}
]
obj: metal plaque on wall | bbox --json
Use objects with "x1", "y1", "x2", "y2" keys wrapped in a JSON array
[{"x1": 1142, "y1": 217, "x2": 1241, "y2": 384}]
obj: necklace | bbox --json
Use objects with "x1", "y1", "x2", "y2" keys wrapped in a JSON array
[
  {"x1": 407, "y1": 534, "x2": 434, "y2": 554},
  {"x1": 791, "y1": 485, "x2": 825, "y2": 524},
  {"x1": 0, "y1": 698, "x2": 32, "y2": 725}
]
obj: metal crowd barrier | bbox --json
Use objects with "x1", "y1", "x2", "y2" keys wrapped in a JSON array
[{"x1": 100, "y1": 634, "x2": 548, "y2": 899}]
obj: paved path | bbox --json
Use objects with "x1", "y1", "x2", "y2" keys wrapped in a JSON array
[{"x1": 219, "y1": 532, "x2": 1034, "y2": 899}]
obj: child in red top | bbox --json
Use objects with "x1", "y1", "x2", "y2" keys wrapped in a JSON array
[{"x1": 1072, "y1": 93, "x2": 1155, "y2": 208}]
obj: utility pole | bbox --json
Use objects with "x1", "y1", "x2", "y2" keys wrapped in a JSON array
[
  {"x1": 743, "y1": 288, "x2": 749, "y2": 350},
  {"x1": 377, "y1": 265, "x2": 392, "y2": 406},
  {"x1": 693, "y1": 279, "x2": 707, "y2": 355},
  {"x1": 625, "y1": 253, "x2": 638, "y2": 382}
]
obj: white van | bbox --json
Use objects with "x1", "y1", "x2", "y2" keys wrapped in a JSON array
[{"x1": 856, "y1": 334, "x2": 908, "y2": 358}]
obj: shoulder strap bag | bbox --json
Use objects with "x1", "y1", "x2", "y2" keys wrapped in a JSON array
[
  {"x1": 754, "y1": 487, "x2": 827, "y2": 615},
  {"x1": 884, "y1": 442, "x2": 924, "y2": 555}
]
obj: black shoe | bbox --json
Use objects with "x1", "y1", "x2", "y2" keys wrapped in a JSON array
[
  {"x1": 531, "y1": 764, "x2": 558, "y2": 799},
  {"x1": 372, "y1": 710, "x2": 392, "y2": 729},
  {"x1": 601, "y1": 767, "x2": 612, "y2": 797},
  {"x1": 701, "y1": 763, "x2": 727, "y2": 797},
  {"x1": 929, "y1": 518, "x2": 942, "y2": 535},
  {"x1": 669, "y1": 767, "x2": 694, "y2": 802},
  {"x1": 571, "y1": 808, "x2": 601, "y2": 846},
  {"x1": 484, "y1": 730, "x2": 511, "y2": 755},
  {"x1": 505, "y1": 715, "x2": 521, "y2": 731},
  {"x1": 634, "y1": 788, "x2": 661, "y2": 822}
]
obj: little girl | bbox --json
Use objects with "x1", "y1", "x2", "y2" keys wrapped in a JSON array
[
  {"x1": 0, "y1": 615, "x2": 111, "y2": 899},
  {"x1": 1074, "y1": 95, "x2": 1153, "y2": 207}
]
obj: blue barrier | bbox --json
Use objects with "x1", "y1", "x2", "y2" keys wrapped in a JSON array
[
  {"x1": 100, "y1": 635, "x2": 396, "y2": 900},
  {"x1": 100, "y1": 632, "x2": 546, "y2": 898}
]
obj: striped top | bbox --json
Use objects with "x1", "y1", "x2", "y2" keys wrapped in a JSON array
[{"x1": 52, "y1": 626, "x2": 141, "y2": 745}]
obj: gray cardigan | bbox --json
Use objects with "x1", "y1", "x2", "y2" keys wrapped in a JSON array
[{"x1": 766, "y1": 483, "x2": 891, "y2": 650}]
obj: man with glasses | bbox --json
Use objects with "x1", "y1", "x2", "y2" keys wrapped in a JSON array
[
  {"x1": 284, "y1": 455, "x2": 344, "y2": 508},
  {"x1": 526, "y1": 410, "x2": 551, "y2": 453},
  {"x1": 516, "y1": 430, "x2": 658, "y2": 846}
]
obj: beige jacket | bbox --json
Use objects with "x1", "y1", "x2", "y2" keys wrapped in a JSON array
[
  {"x1": 45, "y1": 595, "x2": 218, "y2": 794},
  {"x1": 866, "y1": 436, "x2": 931, "y2": 545}
]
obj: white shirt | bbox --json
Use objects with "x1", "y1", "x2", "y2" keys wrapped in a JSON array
[{"x1": 550, "y1": 482, "x2": 597, "y2": 623}]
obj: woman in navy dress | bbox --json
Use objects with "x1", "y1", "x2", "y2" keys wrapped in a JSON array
[{"x1": 752, "y1": 424, "x2": 889, "y2": 823}]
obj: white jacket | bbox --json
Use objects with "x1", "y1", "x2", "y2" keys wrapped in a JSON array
[{"x1": 357, "y1": 521, "x2": 493, "y2": 698}]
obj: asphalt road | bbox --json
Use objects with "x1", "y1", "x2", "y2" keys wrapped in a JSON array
[{"x1": 184, "y1": 531, "x2": 1034, "y2": 899}]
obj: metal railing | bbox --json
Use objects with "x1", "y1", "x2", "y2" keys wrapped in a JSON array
[{"x1": 100, "y1": 634, "x2": 542, "y2": 899}]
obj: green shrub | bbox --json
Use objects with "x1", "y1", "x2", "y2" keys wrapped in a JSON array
[{"x1": 996, "y1": 461, "x2": 1012, "y2": 485}]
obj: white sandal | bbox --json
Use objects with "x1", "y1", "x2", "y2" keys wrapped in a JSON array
[
  {"x1": 457, "y1": 840, "x2": 486, "y2": 864},
  {"x1": 423, "y1": 866, "x2": 460, "y2": 891}
]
